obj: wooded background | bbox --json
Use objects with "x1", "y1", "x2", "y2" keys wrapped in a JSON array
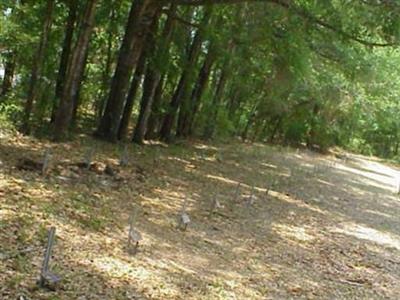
[{"x1": 1, "y1": 0, "x2": 400, "y2": 157}]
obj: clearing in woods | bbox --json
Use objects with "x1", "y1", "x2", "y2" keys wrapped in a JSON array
[{"x1": 1, "y1": 132, "x2": 400, "y2": 299}]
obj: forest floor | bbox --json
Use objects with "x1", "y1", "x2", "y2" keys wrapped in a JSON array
[{"x1": 1, "y1": 130, "x2": 400, "y2": 299}]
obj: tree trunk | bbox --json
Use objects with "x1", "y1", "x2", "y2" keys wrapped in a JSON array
[
  {"x1": 96, "y1": 0, "x2": 159, "y2": 142},
  {"x1": 21, "y1": 0, "x2": 55, "y2": 134},
  {"x1": 51, "y1": 0, "x2": 78, "y2": 123},
  {"x1": 132, "y1": 67, "x2": 158, "y2": 144},
  {"x1": 117, "y1": 50, "x2": 147, "y2": 140},
  {"x1": 53, "y1": 0, "x2": 98, "y2": 141},
  {"x1": 268, "y1": 116, "x2": 282, "y2": 143},
  {"x1": 160, "y1": 7, "x2": 212, "y2": 142},
  {"x1": 227, "y1": 87, "x2": 240, "y2": 118},
  {"x1": 239, "y1": 98, "x2": 260, "y2": 142},
  {"x1": 145, "y1": 74, "x2": 165, "y2": 139},
  {"x1": 183, "y1": 44, "x2": 216, "y2": 137},
  {"x1": 132, "y1": 4, "x2": 176, "y2": 144},
  {"x1": 0, "y1": 52, "x2": 16, "y2": 98},
  {"x1": 71, "y1": 44, "x2": 90, "y2": 126},
  {"x1": 203, "y1": 66, "x2": 228, "y2": 139},
  {"x1": 306, "y1": 103, "x2": 320, "y2": 148},
  {"x1": 96, "y1": 8, "x2": 116, "y2": 120}
]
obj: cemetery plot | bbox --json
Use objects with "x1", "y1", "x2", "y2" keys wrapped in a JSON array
[{"x1": 2, "y1": 138, "x2": 400, "y2": 299}]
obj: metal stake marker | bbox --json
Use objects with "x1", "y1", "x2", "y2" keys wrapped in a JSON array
[
  {"x1": 178, "y1": 197, "x2": 191, "y2": 231},
  {"x1": 83, "y1": 148, "x2": 94, "y2": 170},
  {"x1": 39, "y1": 227, "x2": 61, "y2": 288},
  {"x1": 42, "y1": 150, "x2": 52, "y2": 176},
  {"x1": 247, "y1": 186, "x2": 255, "y2": 207},
  {"x1": 234, "y1": 182, "x2": 241, "y2": 202},
  {"x1": 210, "y1": 193, "x2": 221, "y2": 214},
  {"x1": 128, "y1": 210, "x2": 142, "y2": 255}
]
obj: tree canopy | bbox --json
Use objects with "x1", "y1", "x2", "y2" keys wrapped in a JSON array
[{"x1": 1, "y1": 0, "x2": 400, "y2": 157}]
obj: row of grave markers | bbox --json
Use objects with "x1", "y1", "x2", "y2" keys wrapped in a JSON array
[
  {"x1": 38, "y1": 145, "x2": 131, "y2": 176},
  {"x1": 38, "y1": 180, "x2": 268, "y2": 289},
  {"x1": 34, "y1": 150, "x2": 400, "y2": 291}
]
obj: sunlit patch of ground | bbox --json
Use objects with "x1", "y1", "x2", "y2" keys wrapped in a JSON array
[
  {"x1": 331, "y1": 222, "x2": 400, "y2": 251},
  {"x1": 1, "y1": 134, "x2": 400, "y2": 299}
]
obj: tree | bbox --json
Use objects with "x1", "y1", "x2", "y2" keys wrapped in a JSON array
[
  {"x1": 95, "y1": 0, "x2": 160, "y2": 142},
  {"x1": 21, "y1": 0, "x2": 55, "y2": 134},
  {"x1": 1, "y1": 0, "x2": 400, "y2": 159},
  {"x1": 159, "y1": 6, "x2": 213, "y2": 142},
  {"x1": 51, "y1": 0, "x2": 78, "y2": 123},
  {"x1": 132, "y1": 3, "x2": 177, "y2": 144},
  {"x1": 0, "y1": 51, "x2": 15, "y2": 98},
  {"x1": 53, "y1": 0, "x2": 98, "y2": 141}
]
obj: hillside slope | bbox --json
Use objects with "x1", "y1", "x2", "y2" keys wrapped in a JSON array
[{"x1": 1, "y1": 133, "x2": 400, "y2": 299}]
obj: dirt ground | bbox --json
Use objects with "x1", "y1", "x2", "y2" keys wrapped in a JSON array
[{"x1": 1, "y1": 131, "x2": 400, "y2": 299}]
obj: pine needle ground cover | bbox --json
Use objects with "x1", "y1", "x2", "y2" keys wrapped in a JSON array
[{"x1": 1, "y1": 132, "x2": 400, "y2": 299}]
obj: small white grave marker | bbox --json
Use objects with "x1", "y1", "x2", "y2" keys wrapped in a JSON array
[
  {"x1": 42, "y1": 150, "x2": 52, "y2": 176},
  {"x1": 128, "y1": 211, "x2": 142, "y2": 255},
  {"x1": 247, "y1": 186, "x2": 255, "y2": 207},
  {"x1": 210, "y1": 193, "x2": 222, "y2": 213},
  {"x1": 83, "y1": 148, "x2": 94, "y2": 169},
  {"x1": 178, "y1": 198, "x2": 191, "y2": 231},
  {"x1": 234, "y1": 182, "x2": 241, "y2": 202},
  {"x1": 120, "y1": 144, "x2": 129, "y2": 166}
]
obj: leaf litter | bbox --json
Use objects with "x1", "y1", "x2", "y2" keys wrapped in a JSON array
[{"x1": 1, "y1": 135, "x2": 400, "y2": 299}]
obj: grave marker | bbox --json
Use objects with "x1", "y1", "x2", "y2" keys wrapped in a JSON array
[
  {"x1": 234, "y1": 182, "x2": 241, "y2": 202},
  {"x1": 128, "y1": 211, "x2": 142, "y2": 255},
  {"x1": 42, "y1": 150, "x2": 52, "y2": 176},
  {"x1": 178, "y1": 198, "x2": 191, "y2": 231},
  {"x1": 120, "y1": 144, "x2": 129, "y2": 166},
  {"x1": 210, "y1": 193, "x2": 222, "y2": 213},
  {"x1": 265, "y1": 183, "x2": 271, "y2": 197},
  {"x1": 247, "y1": 186, "x2": 255, "y2": 207},
  {"x1": 38, "y1": 227, "x2": 61, "y2": 289},
  {"x1": 83, "y1": 148, "x2": 94, "y2": 169},
  {"x1": 153, "y1": 148, "x2": 160, "y2": 166}
]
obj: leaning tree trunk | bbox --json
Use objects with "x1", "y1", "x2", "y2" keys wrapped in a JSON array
[
  {"x1": 117, "y1": 50, "x2": 147, "y2": 140},
  {"x1": 160, "y1": 7, "x2": 212, "y2": 142},
  {"x1": 119, "y1": 8, "x2": 162, "y2": 141},
  {"x1": 145, "y1": 74, "x2": 165, "y2": 139},
  {"x1": 0, "y1": 52, "x2": 16, "y2": 98},
  {"x1": 71, "y1": 45, "x2": 90, "y2": 126},
  {"x1": 51, "y1": 0, "x2": 78, "y2": 123},
  {"x1": 178, "y1": 13, "x2": 225, "y2": 138},
  {"x1": 96, "y1": 0, "x2": 159, "y2": 142},
  {"x1": 132, "y1": 4, "x2": 176, "y2": 144},
  {"x1": 21, "y1": 0, "x2": 55, "y2": 134},
  {"x1": 144, "y1": 5, "x2": 177, "y2": 140},
  {"x1": 183, "y1": 43, "x2": 216, "y2": 137},
  {"x1": 132, "y1": 66, "x2": 158, "y2": 144},
  {"x1": 96, "y1": 3, "x2": 117, "y2": 119},
  {"x1": 203, "y1": 66, "x2": 228, "y2": 139},
  {"x1": 53, "y1": 0, "x2": 98, "y2": 141}
]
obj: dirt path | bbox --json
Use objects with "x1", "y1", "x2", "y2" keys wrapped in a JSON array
[{"x1": 1, "y1": 134, "x2": 400, "y2": 299}]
